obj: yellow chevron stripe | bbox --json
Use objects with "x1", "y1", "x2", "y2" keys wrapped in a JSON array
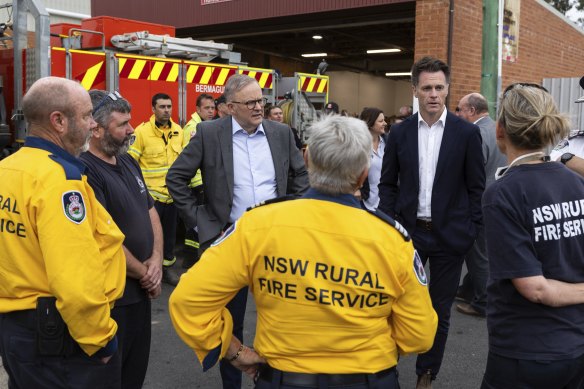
[
  {"x1": 217, "y1": 68, "x2": 231, "y2": 85},
  {"x1": 186, "y1": 65, "x2": 198, "y2": 83},
  {"x1": 299, "y1": 76, "x2": 305, "y2": 90},
  {"x1": 167, "y1": 63, "x2": 179, "y2": 82},
  {"x1": 80, "y1": 61, "x2": 103, "y2": 90},
  {"x1": 128, "y1": 60, "x2": 146, "y2": 79},
  {"x1": 306, "y1": 77, "x2": 317, "y2": 92},
  {"x1": 317, "y1": 79, "x2": 327, "y2": 93},
  {"x1": 149, "y1": 61, "x2": 165, "y2": 81},
  {"x1": 118, "y1": 57, "x2": 127, "y2": 73},
  {"x1": 200, "y1": 66, "x2": 214, "y2": 84},
  {"x1": 258, "y1": 72, "x2": 269, "y2": 88}
]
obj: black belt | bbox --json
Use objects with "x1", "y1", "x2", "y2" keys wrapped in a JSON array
[
  {"x1": 416, "y1": 219, "x2": 433, "y2": 231},
  {"x1": 258, "y1": 365, "x2": 396, "y2": 387},
  {"x1": 1, "y1": 309, "x2": 36, "y2": 329}
]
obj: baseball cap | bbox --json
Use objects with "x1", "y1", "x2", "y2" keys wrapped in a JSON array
[{"x1": 324, "y1": 101, "x2": 339, "y2": 114}]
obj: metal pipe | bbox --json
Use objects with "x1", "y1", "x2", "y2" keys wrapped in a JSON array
[
  {"x1": 481, "y1": 0, "x2": 499, "y2": 118},
  {"x1": 45, "y1": 7, "x2": 90, "y2": 21},
  {"x1": 446, "y1": 0, "x2": 454, "y2": 108}
]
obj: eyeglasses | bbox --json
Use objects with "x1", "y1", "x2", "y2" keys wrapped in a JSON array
[
  {"x1": 231, "y1": 97, "x2": 268, "y2": 110},
  {"x1": 503, "y1": 83, "x2": 548, "y2": 98},
  {"x1": 92, "y1": 91, "x2": 123, "y2": 115}
]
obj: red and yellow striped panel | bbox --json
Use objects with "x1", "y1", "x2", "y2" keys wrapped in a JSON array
[
  {"x1": 299, "y1": 75, "x2": 328, "y2": 93},
  {"x1": 238, "y1": 68, "x2": 274, "y2": 89},
  {"x1": 117, "y1": 56, "x2": 181, "y2": 82},
  {"x1": 185, "y1": 64, "x2": 236, "y2": 86},
  {"x1": 61, "y1": 50, "x2": 106, "y2": 90}
]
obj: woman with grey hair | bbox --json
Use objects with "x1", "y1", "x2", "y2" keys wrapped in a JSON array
[
  {"x1": 170, "y1": 115, "x2": 437, "y2": 389},
  {"x1": 481, "y1": 83, "x2": 584, "y2": 389}
]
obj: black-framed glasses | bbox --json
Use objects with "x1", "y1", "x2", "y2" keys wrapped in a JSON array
[
  {"x1": 231, "y1": 97, "x2": 268, "y2": 110},
  {"x1": 92, "y1": 91, "x2": 123, "y2": 115}
]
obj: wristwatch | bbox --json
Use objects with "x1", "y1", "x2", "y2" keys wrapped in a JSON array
[{"x1": 560, "y1": 152, "x2": 575, "y2": 165}]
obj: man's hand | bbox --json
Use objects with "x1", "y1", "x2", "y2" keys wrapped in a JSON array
[
  {"x1": 148, "y1": 284, "x2": 162, "y2": 299},
  {"x1": 230, "y1": 346, "x2": 266, "y2": 379},
  {"x1": 140, "y1": 258, "x2": 162, "y2": 292}
]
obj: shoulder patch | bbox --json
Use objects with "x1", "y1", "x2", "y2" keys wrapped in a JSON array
[
  {"x1": 129, "y1": 135, "x2": 136, "y2": 145},
  {"x1": 413, "y1": 250, "x2": 428, "y2": 286},
  {"x1": 49, "y1": 154, "x2": 84, "y2": 180},
  {"x1": 368, "y1": 209, "x2": 411, "y2": 241},
  {"x1": 62, "y1": 191, "x2": 86, "y2": 224},
  {"x1": 211, "y1": 223, "x2": 236, "y2": 247},
  {"x1": 246, "y1": 195, "x2": 299, "y2": 212}
]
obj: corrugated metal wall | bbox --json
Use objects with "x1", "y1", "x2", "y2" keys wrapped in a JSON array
[
  {"x1": 543, "y1": 77, "x2": 584, "y2": 136},
  {"x1": 92, "y1": 0, "x2": 410, "y2": 29}
]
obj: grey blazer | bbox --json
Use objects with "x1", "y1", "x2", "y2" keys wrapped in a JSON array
[{"x1": 167, "y1": 116, "x2": 309, "y2": 243}]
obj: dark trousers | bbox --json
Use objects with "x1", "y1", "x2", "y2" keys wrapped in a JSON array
[
  {"x1": 413, "y1": 228, "x2": 465, "y2": 379},
  {"x1": 458, "y1": 226, "x2": 488, "y2": 314},
  {"x1": 200, "y1": 238, "x2": 249, "y2": 389},
  {"x1": 254, "y1": 367, "x2": 400, "y2": 389},
  {"x1": 154, "y1": 200, "x2": 177, "y2": 264},
  {"x1": 0, "y1": 311, "x2": 122, "y2": 389},
  {"x1": 481, "y1": 351, "x2": 584, "y2": 389},
  {"x1": 111, "y1": 299, "x2": 151, "y2": 389}
]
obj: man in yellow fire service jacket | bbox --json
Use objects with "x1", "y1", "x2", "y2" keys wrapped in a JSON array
[
  {"x1": 129, "y1": 93, "x2": 186, "y2": 285},
  {"x1": 170, "y1": 115, "x2": 437, "y2": 389},
  {"x1": 0, "y1": 77, "x2": 126, "y2": 389}
]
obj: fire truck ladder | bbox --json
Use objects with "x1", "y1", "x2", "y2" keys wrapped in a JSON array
[{"x1": 110, "y1": 31, "x2": 240, "y2": 63}]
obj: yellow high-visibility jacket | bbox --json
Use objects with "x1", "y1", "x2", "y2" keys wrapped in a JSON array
[
  {"x1": 170, "y1": 192, "x2": 437, "y2": 373},
  {"x1": 0, "y1": 137, "x2": 126, "y2": 356},
  {"x1": 129, "y1": 115, "x2": 186, "y2": 203}
]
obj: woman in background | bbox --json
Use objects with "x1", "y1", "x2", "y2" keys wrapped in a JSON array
[{"x1": 358, "y1": 107, "x2": 387, "y2": 211}]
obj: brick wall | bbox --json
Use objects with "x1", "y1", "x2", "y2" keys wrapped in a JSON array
[
  {"x1": 502, "y1": 1, "x2": 584, "y2": 87},
  {"x1": 415, "y1": 0, "x2": 584, "y2": 111}
]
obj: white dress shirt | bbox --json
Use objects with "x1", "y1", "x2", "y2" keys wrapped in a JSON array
[
  {"x1": 417, "y1": 108, "x2": 448, "y2": 219},
  {"x1": 230, "y1": 118, "x2": 277, "y2": 223}
]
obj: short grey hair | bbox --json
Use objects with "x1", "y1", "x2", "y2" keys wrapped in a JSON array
[
  {"x1": 306, "y1": 115, "x2": 372, "y2": 195},
  {"x1": 224, "y1": 74, "x2": 259, "y2": 102},
  {"x1": 466, "y1": 93, "x2": 489, "y2": 114},
  {"x1": 89, "y1": 90, "x2": 132, "y2": 129}
]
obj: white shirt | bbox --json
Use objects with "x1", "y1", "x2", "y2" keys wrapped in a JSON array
[
  {"x1": 417, "y1": 108, "x2": 448, "y2": 218},
  {"x1": 364, "y1": 135, "x2": 385, "y2": 211},
  {"x1": 230, "y1": 118, "x2": 277, "y2": 223}
]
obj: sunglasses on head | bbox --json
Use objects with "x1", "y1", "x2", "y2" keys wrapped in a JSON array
[
  {"x1": 92, "y1": 91, "x2": 123, "y2": 115},
  {"x1": 503, "y1": 83, "x2": 548, "y2": 97}
]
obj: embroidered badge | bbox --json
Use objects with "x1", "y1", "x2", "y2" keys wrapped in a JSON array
[
  {"x1": 211, "y1": 223, "x2": 236, "y2": 247},
  {"x1": 413, "y1": 250, "x2": 428, "y2": 286},
  {"x1": 135, "y1": 176, "x2": 146, "y2": 193},
  {"x1": 129, "y1": 135, "x2": 136, "y2": 145},
  {"x1": 62, "y1": 191, "x2": 86, "y2": 224}
]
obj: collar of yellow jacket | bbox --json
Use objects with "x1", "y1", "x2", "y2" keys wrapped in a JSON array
[{"x1": 149, "y1": 115, "x2": 178, "y2": 136}]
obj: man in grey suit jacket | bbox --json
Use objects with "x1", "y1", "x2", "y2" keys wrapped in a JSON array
[
  {"x1": 167, "y1": 74, "x2": 308, "y2": 389},
  {"x1": 455, "y1": 93, "x2": 507, "y2": 317}
]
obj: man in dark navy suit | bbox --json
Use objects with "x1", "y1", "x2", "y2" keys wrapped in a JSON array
[{"x1": 378, "y1": 57, "x2": 485, "y2": 389}]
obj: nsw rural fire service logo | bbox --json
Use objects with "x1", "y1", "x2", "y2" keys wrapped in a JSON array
[
  {"x1": 413, "y1": 250, "x2": 428, "y2": 286},
  {"x1": 62, "y1": 191, "x2": 86, "y2": 224}
]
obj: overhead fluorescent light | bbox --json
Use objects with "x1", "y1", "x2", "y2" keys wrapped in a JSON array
[
  {"x1": 385, "y1": 72, "x2": 411, "y2": 77},
  {"x1": 367, "y1": 48, "x2": 401, "y2": 54},
  {"x1": 301, "y1": 53, "x2": 327, "y2": 58},
  {"x1": 312, "y1": 35, "x2": 323, "y2": 40}
]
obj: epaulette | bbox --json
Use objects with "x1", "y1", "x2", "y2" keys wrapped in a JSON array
[
  {"x1": 48, "y1": 154, "x2": 84, "y2": 180},
  {"x1": 367, "y1": 208, "x2": 411, "y2": 242},
  {"x1": 246, "y1": 195, "x2": 299, "y2": 212}
]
